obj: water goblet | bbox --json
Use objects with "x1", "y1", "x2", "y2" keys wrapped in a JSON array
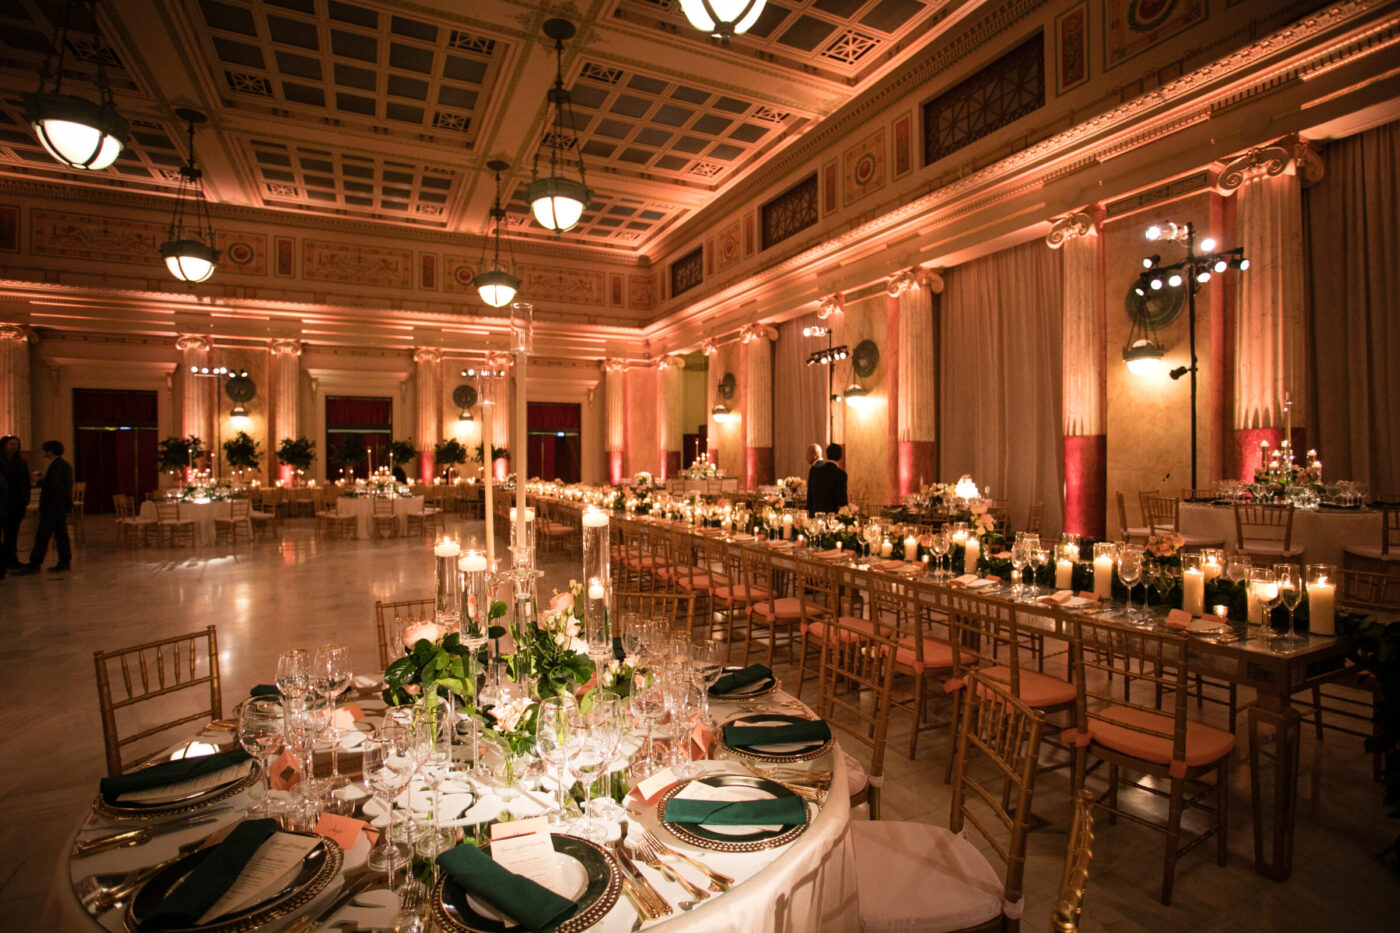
[
  {"x1": 1226, "y1": 554, "x2": 1253, "y2": 586},
  {"x1": 536, "y1": 695, "x2": 580, "y2": 824},
  {"x1": 1250, "y1": 568, "x2": 1282, "y2": 641},
  {"x1": 363, "y1": 725, "x2": 416, "y2": 878},
  {"x1": 1009, "y1": 544, "x2": 1027, "y2": 597},
  {"x1": 585, "y1": 692, "x2": 627, "y2": 821},
  {"x1": 1030, "y1": 547, "x2": 1051, "y2": 596},
  {"x1": 1275, "y1": 564, "x2": 1304, "y2": 646},
  {"x1": 565, "y1": 708, "x2": 608, "y2": 842},
  {"x1": 276, "y1": 648, "x2": 311, "y2": 699},
  {"x1": 628, "y1": 685, "x2": 666, "y2": 780},
  {"x1": 312, "y1": 643, "x2": 352, "y2": 792},
  {"x1": 929, "y1": 531, "x2": 950, "y2": 580},
  {"x1": 1117, "y1": 547, "x2": 1143, "y2": 622},
  {"x1": 238, "y1": 696, "x2": 287, "y2": 817}
]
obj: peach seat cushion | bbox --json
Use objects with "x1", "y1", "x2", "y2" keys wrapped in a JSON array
[
  {"x1": 751, "y1": 596, "x2": 804, "y2": 619},
  {"x1": 1088, "y1": 705, "x2": 1235, "y2": 768},
  {"x1": 980, "y1": 665, "x2": 1076, "y2": 708}
]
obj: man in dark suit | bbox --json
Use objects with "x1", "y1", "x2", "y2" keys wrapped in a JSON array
[
  {"x1": 19, "y1": 440, "x2": 73, "y2": 573},
  {"x1": 804, "y1": 443, "x2": 825, "y2": 516},
  {"x1": 808, "y1": 442, "x2": 849, "y2": 514}
]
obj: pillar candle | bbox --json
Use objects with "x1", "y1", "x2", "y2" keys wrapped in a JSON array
[
  {"x1": 1307, "y1": 580, "x2": 1336, "y2": 635},
  {"x1": 1093, "y1": 554, "x2": 1113, "y2": 598},
  {"x1": 880, "y1": 539, "x2": 893, "y2": 557},
  {"x1": 1202, "y1": 557, "x2": 1221, "y2": 582},
  {"x1": 964, "y1": 536, "x2": 981, "y2": 574},
  {"x1": 1055, "y1": 560, "x2": 1073, "y2": 590},
  {"x1": 1182, "y1": 568, "x2": 1205, "y2": 616},
  {"x1": 783, "y1": 514, "x2": 794, "y2": 540},
  {"x1": 905, "y1": 535, "x2": 918, "y2": 559}
]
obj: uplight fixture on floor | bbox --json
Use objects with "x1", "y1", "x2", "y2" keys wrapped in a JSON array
[
  {"x1": 526, "y1": 19, "x2": 591, "y2": 234},
  {"x1": 24, "y1": 0, "x2": 129, "y2": 171},
  {"x1": 474, "y1": 159, "x2": 520, "y2": 307},
  {"x1": 159, "y1": 109, "x2": 220, "y2": 283},
  {"x1": 679, "y1": 0, "x2": 766, "y2": 40}
]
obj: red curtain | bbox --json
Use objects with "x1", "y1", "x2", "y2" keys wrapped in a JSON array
[
  {"x1": 528, "y1": 403, "x2": 581, "y2": 431},
  {"x1": 528, "y1": 433, "x2": 581, "y2": 483},
  {"x1": 325, "y1": 396, "x2": 392, "y2": 428},
  {"x1": 75, "y1": 426, "x2": 156, "y2": 513},
  {"x1": 73, "y1": 388, "x2": 158, "y2": 426}
]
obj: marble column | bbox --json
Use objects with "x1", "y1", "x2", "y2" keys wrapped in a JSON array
[
  {"x1": 742, "y1": 326, "x2": 775, "y2": 487},
  {"x1": 1218, "y1": 142, "x2": 1316, "y2": 480},
  {"x1": 603, "y1": 360, "x2": 625, "y2": 485},
  {"x1": 414, "y1": 347, "x2": 443, "y2": 483},
  {"x1": 0, "y1": 324, "x2": 33, "y2": 447},
  {"x1": 1049, "y1": 210, "x2": 1107, "y2": 538},
  {"x1": 176, "y1": 334, "x2": 212, "y2": 468},
  {"x1": 895, "y1": 270, "x2": 939, "y2": 496},
  {"x1": 657, "y1": 356, "x2": 684, "y2": 480},
  {"x1": 268, "y1": 339, "x2": 301, "y2": 484}
]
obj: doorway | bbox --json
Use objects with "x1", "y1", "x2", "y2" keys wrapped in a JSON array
[
  {"x1": 325, "y1": 396, "x2": 392, "y2": 479},
  {"x1": 72, "y1": 389, "x2": 158, "y2": 513},
  {"x1": 527, "y1": 402, "x2": 580, "y2": 483}
]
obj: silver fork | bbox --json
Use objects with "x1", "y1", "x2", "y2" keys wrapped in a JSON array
[
  {"x1": 629, "y1": 837, "x2": 709, "y2": 903},
  {"x1": 636, "y1": 828, "x2": 733, "y2": 891}
]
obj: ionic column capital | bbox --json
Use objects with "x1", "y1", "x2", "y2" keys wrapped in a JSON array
[
  {"x1": 0, "y1": 323, "x2": 35, "y2": 344},
  {"x1": 175, "y1": 334, "x2": 211, "y2": 353},
  {"x1": 412, "y1": 347, "x2": 444, "y2": 365},
  {"x1": 268, "y1": 338, "x2": 302, "y2": 356},
  {"x1": 1045, "y1": 208, "x2": 1101, "y2": 248}
]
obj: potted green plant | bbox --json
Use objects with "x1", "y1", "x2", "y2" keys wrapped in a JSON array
[
  {"x1": 276, "y1": 437, "x2": 316, "y2": 478},
  {"x1": 157, "y1": 435, "x2": 204, "y2": 476},
  {"x1": 388, "y1": 439, "x2": 418, "y2": 467},
  {"x1": 222, "y1": 431, "x2": 262, "y2": 475},
  {"x1": 332, "y1": 434, "x2": 368, "y2": 477},
  {"x1": 473, "y1": 443, "x2": 510, "y2": 480},
  {"x1": 434, "y1": 437, "x2": 468, "y2": 482}
]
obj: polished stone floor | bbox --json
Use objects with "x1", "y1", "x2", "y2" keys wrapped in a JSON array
[{"x1": 3, "y1": 515, "x2": 1397, "y2": 929}]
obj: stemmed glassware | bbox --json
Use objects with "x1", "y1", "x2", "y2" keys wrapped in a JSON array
[
  {"x1": 586, "y1": 692, "x2": 626, "y2": 820},
  {"x1": 628, "y1": 684, "x2": 666, "y2": 780},
  {"x1": 276, "y1": 648, "x2": 311, "y2": 699},
  {"x1": 363, "y1": 724, "x2": 417, "y2": 878},
  {"x1": 311, "y1": 643, "x2": 352, "y2": 794},
  {"x1": 1250, "y1": 568, "x2": 1282, "y2": 640},
  {"x1": 1226, "y1": 553, "x2": 1253, "y2": 586},
  {"x1": 564, "y1": 707, "x2": 607, "y2": 842},
  {"x1": 1117, "y1": 546, "x2": 1143, "y2": 622},
  {"x1": 286, "y1": 693, "x2": 330, "y2": 802},
  {"x1": 1029, "y1": 546, "x2": 1051, "y2": 596},
  {"x1": 414, "y1": 695, "x2": 456, "y2": 857},
  {"x1": 1009, "y1": 540, "x2": 1029, "y2": 596},
  {"x1": 238, "y1": 696, "x2": 287, "y2": 817},
  {"x1": 929, "y1": 530, "x2": 950, "y2": 581},
  {"x1": 665, "y1": 675, "x2": 706, "y2": 779},
  {"x1": 536, "y1": 695, "x2": 580, "y2": 824},
  {"x1": 1275, "y1": 564, "x2": 1304, "y2": 646},
  {"x1": 691, "y1": 640, "x2": 724, "y2": 726},
  {"x1": 861, "y1": 522, "x2": 882, "y2": 558}
]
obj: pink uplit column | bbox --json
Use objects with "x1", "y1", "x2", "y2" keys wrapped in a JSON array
[
  {"x1": 742, "y1": 325, "x2": 775, "y2": 488},
  {"x1": 414, "y1": 347, "x2": 443, "y2": 483},
  {"x1": 0, "y1": 324, "x2": 33, "y2": 446},
  {"x1": 604, "y1": 359, "x2": 625, "y2": 485},
  {"x1": 176, "y1": 334, "x2": 212, "y2": 468},
  {"x1": 1050, "y1": 210, "x2": 1106, "y2": 538},
  {"x1": 895, "y1": 269, "x2": 939, "y2": 495},
  {"x1": 1219, "y1": 142, "x2": 1315, "y2": 480},
  {"x1": 268, "y1": 338, "x2": 301, "y2": 484},
  {"x1": 657, "y1": 356, "x2": 684, "y2": 480}
]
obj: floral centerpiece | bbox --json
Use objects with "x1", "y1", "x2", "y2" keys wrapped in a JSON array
[
  {"x1": 685, "y1": 458, "x2": 718, "y2": 479},
  {"x1": 632, "y1": 471, "x2": 654, "y2": 491},
  {"x1": 777, "y1": 475, "x2": 806, "y2": 498},
  {"x1": 1144, "y1": 531, "x2": 1186, "y2": 560}
]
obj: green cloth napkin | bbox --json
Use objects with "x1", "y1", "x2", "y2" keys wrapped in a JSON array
[
  {"x1": 436, "y1": 842, "x2": 578, "y2": 933},
  {"x1": 665, "y1": 795, "x2": 809, "y2": 826},
  {"x1": 722, "y1": 719, "x2": 831, "y2": 748},
  {"x1": 140, "y1": 818, "x2": 279, "y2": 930},
  {"x1": 709, "y1": 664, "x2": 772, "y2": 696},
  {"x1": 99, "y1": 749, "x2": 252, "y2": 803},
  {"x1": 249, "y1": 684, "x2": 282, "y2": 698}
]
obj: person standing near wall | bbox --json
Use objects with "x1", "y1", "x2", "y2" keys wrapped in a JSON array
[
  {"x1": 0, "y1": 435, "x2": 29, "y2": 569},
  {"x1": 17, "y1": 440, "x2": 73, "y2": 574}
]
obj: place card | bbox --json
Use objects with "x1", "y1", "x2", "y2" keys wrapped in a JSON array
[
  {"x1": 490, "y1": 817, "x2": 567, "y2": 901},
  {"x1": 690, "y1": 723, "x2": 715, "y2": 760},
  {"x1": 331, "y1": 703, "x2": 366, "y2": 731},
  {"x1": 1165, "y1": 608, "x2": 1193, "y2": 630},
  {"x1": 1039, "y1": 590, "x2": 1075, "y2": 606},
  {"x1": 196, "y1": 832, "x2": 321, "y2": 923},
  {"x1": 628, "y1": 767, "x2": 678, "y2": 804},
  {"x1": 269, "y1": 748, "x2": 302, "y2": 791},
  {"x1": 1075, "y1": 591, "x2": 1101, "y2": 603},
  {"x1": 313, "y1": 812, "x2": 377, "y2": 850},
  {"x1": 950, "y1": 573, "x2": 979, "y2": 586},
  {"x1": 116, "y1": 759, "x2": 253, "y2": 805}
]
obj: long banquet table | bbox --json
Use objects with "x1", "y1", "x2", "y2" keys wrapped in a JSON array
[
  {"x1": 594, "y1": 508, "x2": 1355, "y2": 884},
  {"x1": 49, "y1": 681, "x2": 857, "y2": 932},
  {"x1": 1179, "y1": 501, "x2": 1381, "y2": 566}
]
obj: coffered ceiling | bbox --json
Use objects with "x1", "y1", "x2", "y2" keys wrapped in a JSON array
[{"x1": 0, "y1": 0, "x2": 967, "y2": 258}]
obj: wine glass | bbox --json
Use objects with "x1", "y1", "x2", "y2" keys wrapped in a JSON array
[
  {"x1": 565, "y1": 707, "x2": 607, "y2": 842},
  {"x1": 1030, "y1": 547, "x2": 1051, "y2": 596},
  {"x1": 862, "y1": 522, "x2": 882, "y2": 558},
  {"x1": 535, "y1": 695, "x2": 580, "y2": 824},
  {"x1": 285, "y1": 693, "x2": 330, "y2": 805},
  {"x1": 619, "y1": 612, "x2": 643, "y2": 661},
  {"x1": 586, "y1": 692, "x2": 627, "y2": 820},
  {"x1": 1226, "y1": 554, "x2": 1253, "y2": 586},
  {"x1": 1275, "y1": 564, "x2": 1304, "y2": 646},
  {"x1": 363, "y1": 725, "x2": 417, "y2": 877},
  {"x1": 628, "y1": 685, "x2": 666, "y2": 780},
  {"x1": 1117, "y1": 547, "x2": 1143, "y2": 622},
  {"x1": 312, "y1": 644, "x2": 352, "y2": 793},
  {"x1": 414, "y1": 694, "x2": 456, "y2": 857},
  {"x1": 238, "y1": 696, "x2": 287, "y2": 817},
  {"x1": 929, "y1": 531, "x2": 950, "y2": 580},
  {"x1": 691, "y1": 640, "x2": 724, "y2": 725},
  {"x1": 276, "y1": 649, "x2": 312, "y2": 699},
  {"x1": 1249, "y1": 568, "x2": 1282, "y2": 640},
  {"x1": 666, "y1": 675, "x2": 707, "y2": 780}
]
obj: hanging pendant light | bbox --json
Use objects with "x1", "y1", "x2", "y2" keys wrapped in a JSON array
[
  {"x1": 23, "y1": 0, "x2": 129, "y2": 171},
  {"x1": 474, "y1": 159, "x2": 521, "y2": 308},
  {"x1": 679, "y1": 1, "x2": 766, "y2": 41},
  {"x1": 525, "y1": 19, "x2": 591, "y2": 234},
  {"x1": 159, "y1": 109, "x2": 220, "y2": 284}
]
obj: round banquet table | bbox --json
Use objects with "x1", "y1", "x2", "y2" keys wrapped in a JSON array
[
  {"x1": 335, "y1": 494, "x2": 424, "y2": 539},
  {"x1": 45, "y1": 683, "x2": 857, "y2": 933},
  {"x1": 137, "y1": 499, "x2": 233, "y2": 546},
  {"x1": 1178, "y1": 501, "x2": 1381, "y2": 565}
]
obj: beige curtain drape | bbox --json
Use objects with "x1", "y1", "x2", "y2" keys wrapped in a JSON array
[
  {"x1": 1305, "y1": 119, "x2": 1400, "y2": 499},
  {"x1": 939, "y1": 239, "x2": 1065, "y2": 534},
  {"x1": 774, "y1": 314, "x2": 830, "y2": 481}
]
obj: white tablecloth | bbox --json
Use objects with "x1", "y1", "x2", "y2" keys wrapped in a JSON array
[
  {"x1": 334, "y1": 495, "x2": 424, "y2": 538},
  {"x1": 1179, "y1": 502, "x2": 1382, "y2": 565},
  {"x1": 48, "y1": 687, "x2": 857, "y2": 933},
  {"x1": 137, "y1": 499, "x2": 232, "y2": 546}
]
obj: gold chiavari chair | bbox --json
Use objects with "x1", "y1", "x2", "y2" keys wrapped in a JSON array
[
  {"x1": 68, "y1": 479, "x2": 87, "y2": 540},
  {"x1": 1342, "y1": 503, "x2": 1400, "y2": 569},
  {"x1": 1024, "y1": 501, "x2": 1045, "y2": 536},
  {"x1": 375, "y1": 597, "x2": 435, "y2": 669},
  {"x1": 214, "y1": 499, "x2": 253, "y2": 545},
  {"x1": 661, "y1": 526, "x2": 712, "y2": 637},
  {"x1": 1144, "y1": 494, "x2": 1224, "y2": 547},
  {"x1": 1069, "y1": 617, "x2": 1232, "y2": 905},
  {"x1": 816, "y1": 615, "x2": 898, "y2": 818},
  {"x1": 1051, "y1": 790, "x2": 1097, "y2": 933},
  {"x1": 1114, "y1": 491, "x2": 1150, "y2": 543},
  {"x1": 792, "y1": 555, "x2": 842, "y2": 701},
  {"x1": 743, "y1": 545, "x2": 801, "y2": 666},
  {"x1": 614, "y1": 590, "x2": 690, "y2": 630},
  {"x1": 113, "y1": 494, "x2": 157, "y2": 547},
  {"x1": 852, "y1": 672, "x2": 1046, "y2": 931},
  {"x1": 1232, "y1": 502, "x2": 1305, "y2": 563},
  {"x1": 93, "y1": 626, "x2": 223, "y2": 778},
  {"x1": 694, "y1": 535, "x2": 734, "y2": 642},
  {"x1": 372, "y1": 496, "x2": 397, "y2": 539},
  {"x1": 712, "y1": 541, "x2": 772, "y2": 660},
  {"x1": 155, "y1": 499, "x2": 195, "y2": 547}
]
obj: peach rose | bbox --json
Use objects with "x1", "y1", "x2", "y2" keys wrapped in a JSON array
[
  {"x1": 402, "y1": 620, "x2": 443, "y2": 649},
  {"x1": 549, "y1": 591, "x2": 574, "y2": 614}
]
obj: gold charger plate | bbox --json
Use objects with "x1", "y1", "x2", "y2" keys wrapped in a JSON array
[
  {"x1": 713, "y1": 714, "x2": 834, "y2": 764},
  {"x1": 657, "y1": 774, "x2": 810, "y2": 853},
  {"x1": 94, "y1": 761, "x2": 262, "y2": 821}
]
